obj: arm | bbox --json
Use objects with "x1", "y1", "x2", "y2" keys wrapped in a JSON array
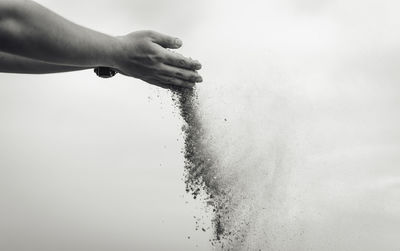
[
  {"x1": 0, "y1": 0, "x2": 202, "y2": 88},
  {"x1": 0, "y1": 0, "x2": 117, "y2": 68},
  {"x1": 0, "y1": 51, "x2": 88, "y2": 74}
]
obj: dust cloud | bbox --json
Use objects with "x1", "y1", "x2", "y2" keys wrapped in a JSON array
[{"x1": 175, "y1": 0, "x2": 400, "y2": 250}]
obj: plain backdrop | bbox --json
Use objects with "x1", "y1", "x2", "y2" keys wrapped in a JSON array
[{"x1": 0, "y1": 0, "x2": 213, "y2": 250}]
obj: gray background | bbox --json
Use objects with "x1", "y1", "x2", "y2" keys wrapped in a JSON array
[{"x1": 0, "y1": 0, "x2": 212, "y2": 250}]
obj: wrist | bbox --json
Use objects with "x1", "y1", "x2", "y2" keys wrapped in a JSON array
[
  {"x1": 92, "y1": 34, "x2": 121, "y2": 69},
  {"x1": 102, "y1": 35, "x2": 122, "y2": 69}
]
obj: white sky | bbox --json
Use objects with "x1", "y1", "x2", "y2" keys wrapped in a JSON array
[{"x1": 0, "y1": 0, "x2": 213, "y2": 250}]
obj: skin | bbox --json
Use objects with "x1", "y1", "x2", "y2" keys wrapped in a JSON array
[{"x1": 0, "y1": 0, "x2": 202, "y2": 88}]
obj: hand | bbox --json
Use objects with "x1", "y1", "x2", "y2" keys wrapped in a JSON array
[{"x1": 112, "y1": 30, "x2": 202, "y2": 88}]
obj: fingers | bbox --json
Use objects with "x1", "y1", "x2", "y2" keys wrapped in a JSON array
[
  {"x1": 163, "y1": 50, "x2": 202, "y2": 70},
  {"x1": 145, "y1": 80, "x2": 170, "y2": 90},
  {"x1": 146, "y1": 75, "x2": 196, "y2": 88},
  {"x1": 146, "y1": 30, "x2": 202, "y2": 71},
  {"x1": 149, "y1": 31, "x2": 182, "y2": 49},
  {"x1": 126, "y1": 30, "x2": 203, "y2": 89},
  {"x1": 158, "y1": 64, "x2": 202, "y2": 83}
]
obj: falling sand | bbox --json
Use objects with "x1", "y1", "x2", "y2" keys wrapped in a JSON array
[
  {"x1": 172, "y1": 87, "x2": 237, "y2": 246},
  {"x1": 170, "y1": 1, "x2": 400, "y2": 250},
  {"x1": 171, "y1": 77, "x2": 303, "y2": 250}
]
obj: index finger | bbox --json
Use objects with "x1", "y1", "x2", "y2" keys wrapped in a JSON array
[{"x1": 162, "y1": 50, "x2": 202, "y2": 70}]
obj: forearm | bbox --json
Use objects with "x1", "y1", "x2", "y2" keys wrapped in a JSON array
[
  {"x1": 0, "y1": 51, "x2": 90, "y2": 74},
  {"x1": 0, "y1": 0, "x2": 202, "y2": 88},
  {"x1": 0, "y1": 0, "x2": 119, "y2": 68}
]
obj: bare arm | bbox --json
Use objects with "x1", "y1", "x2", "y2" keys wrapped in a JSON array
[
  {"x1": 0, "y1": 51, "x2": 88, "y2": 74},
  {"x1": 0, "y1": 0, "x2": 117, "y2": 68},
  {"x1": 0, "y1": 0, "x2": 202, "y2": 88}
]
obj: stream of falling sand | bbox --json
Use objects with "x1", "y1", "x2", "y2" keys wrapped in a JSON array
[
  {"x1": 168, "y1": 1, "x2": 400, "y2": 250},
  {"x1": 171, "y1": 87, "x2": 275, "y2": 250}
]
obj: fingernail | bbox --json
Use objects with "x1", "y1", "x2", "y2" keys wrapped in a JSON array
[
  {"x1": 196, "y1": 76, "x2": 203, "y2": 82},
  {"x1": 175, "y1": 38, "x2": 182, "y2": 47},
  {"x1": 195, "y1": 62, "x2": 202, "y2": 70}
]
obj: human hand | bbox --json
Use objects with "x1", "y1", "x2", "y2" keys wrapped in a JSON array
[{"x1": 112, "y1": 30, "x2": 202, "y2": 88}]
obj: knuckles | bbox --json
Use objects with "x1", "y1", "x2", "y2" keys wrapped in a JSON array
[
  {"x1": 175, "y1": 72, "x2": 184, "y2": 78},
  {"x1": 177, "y1": 59, "x2": 187, "y2": 67},
  {"x1": 135, "y1": 54, "x2": 164, "y2": 66},
  {"x1": 144, "y1": 54, "x2": 160, "y2": 66},
  {"x1": 116, "y1": 30, "x2": 200, "y2": 89},
  {"x1": 149, "y1": 54, "x2": 164, "y2": 63},
  {"x1": 140, "y1": 30, "x2": 156, "y2": 38}
]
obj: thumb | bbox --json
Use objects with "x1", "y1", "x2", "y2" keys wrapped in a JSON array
[{"x1": 150, "y1": 31, "x2": 183, "y2": 49}]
